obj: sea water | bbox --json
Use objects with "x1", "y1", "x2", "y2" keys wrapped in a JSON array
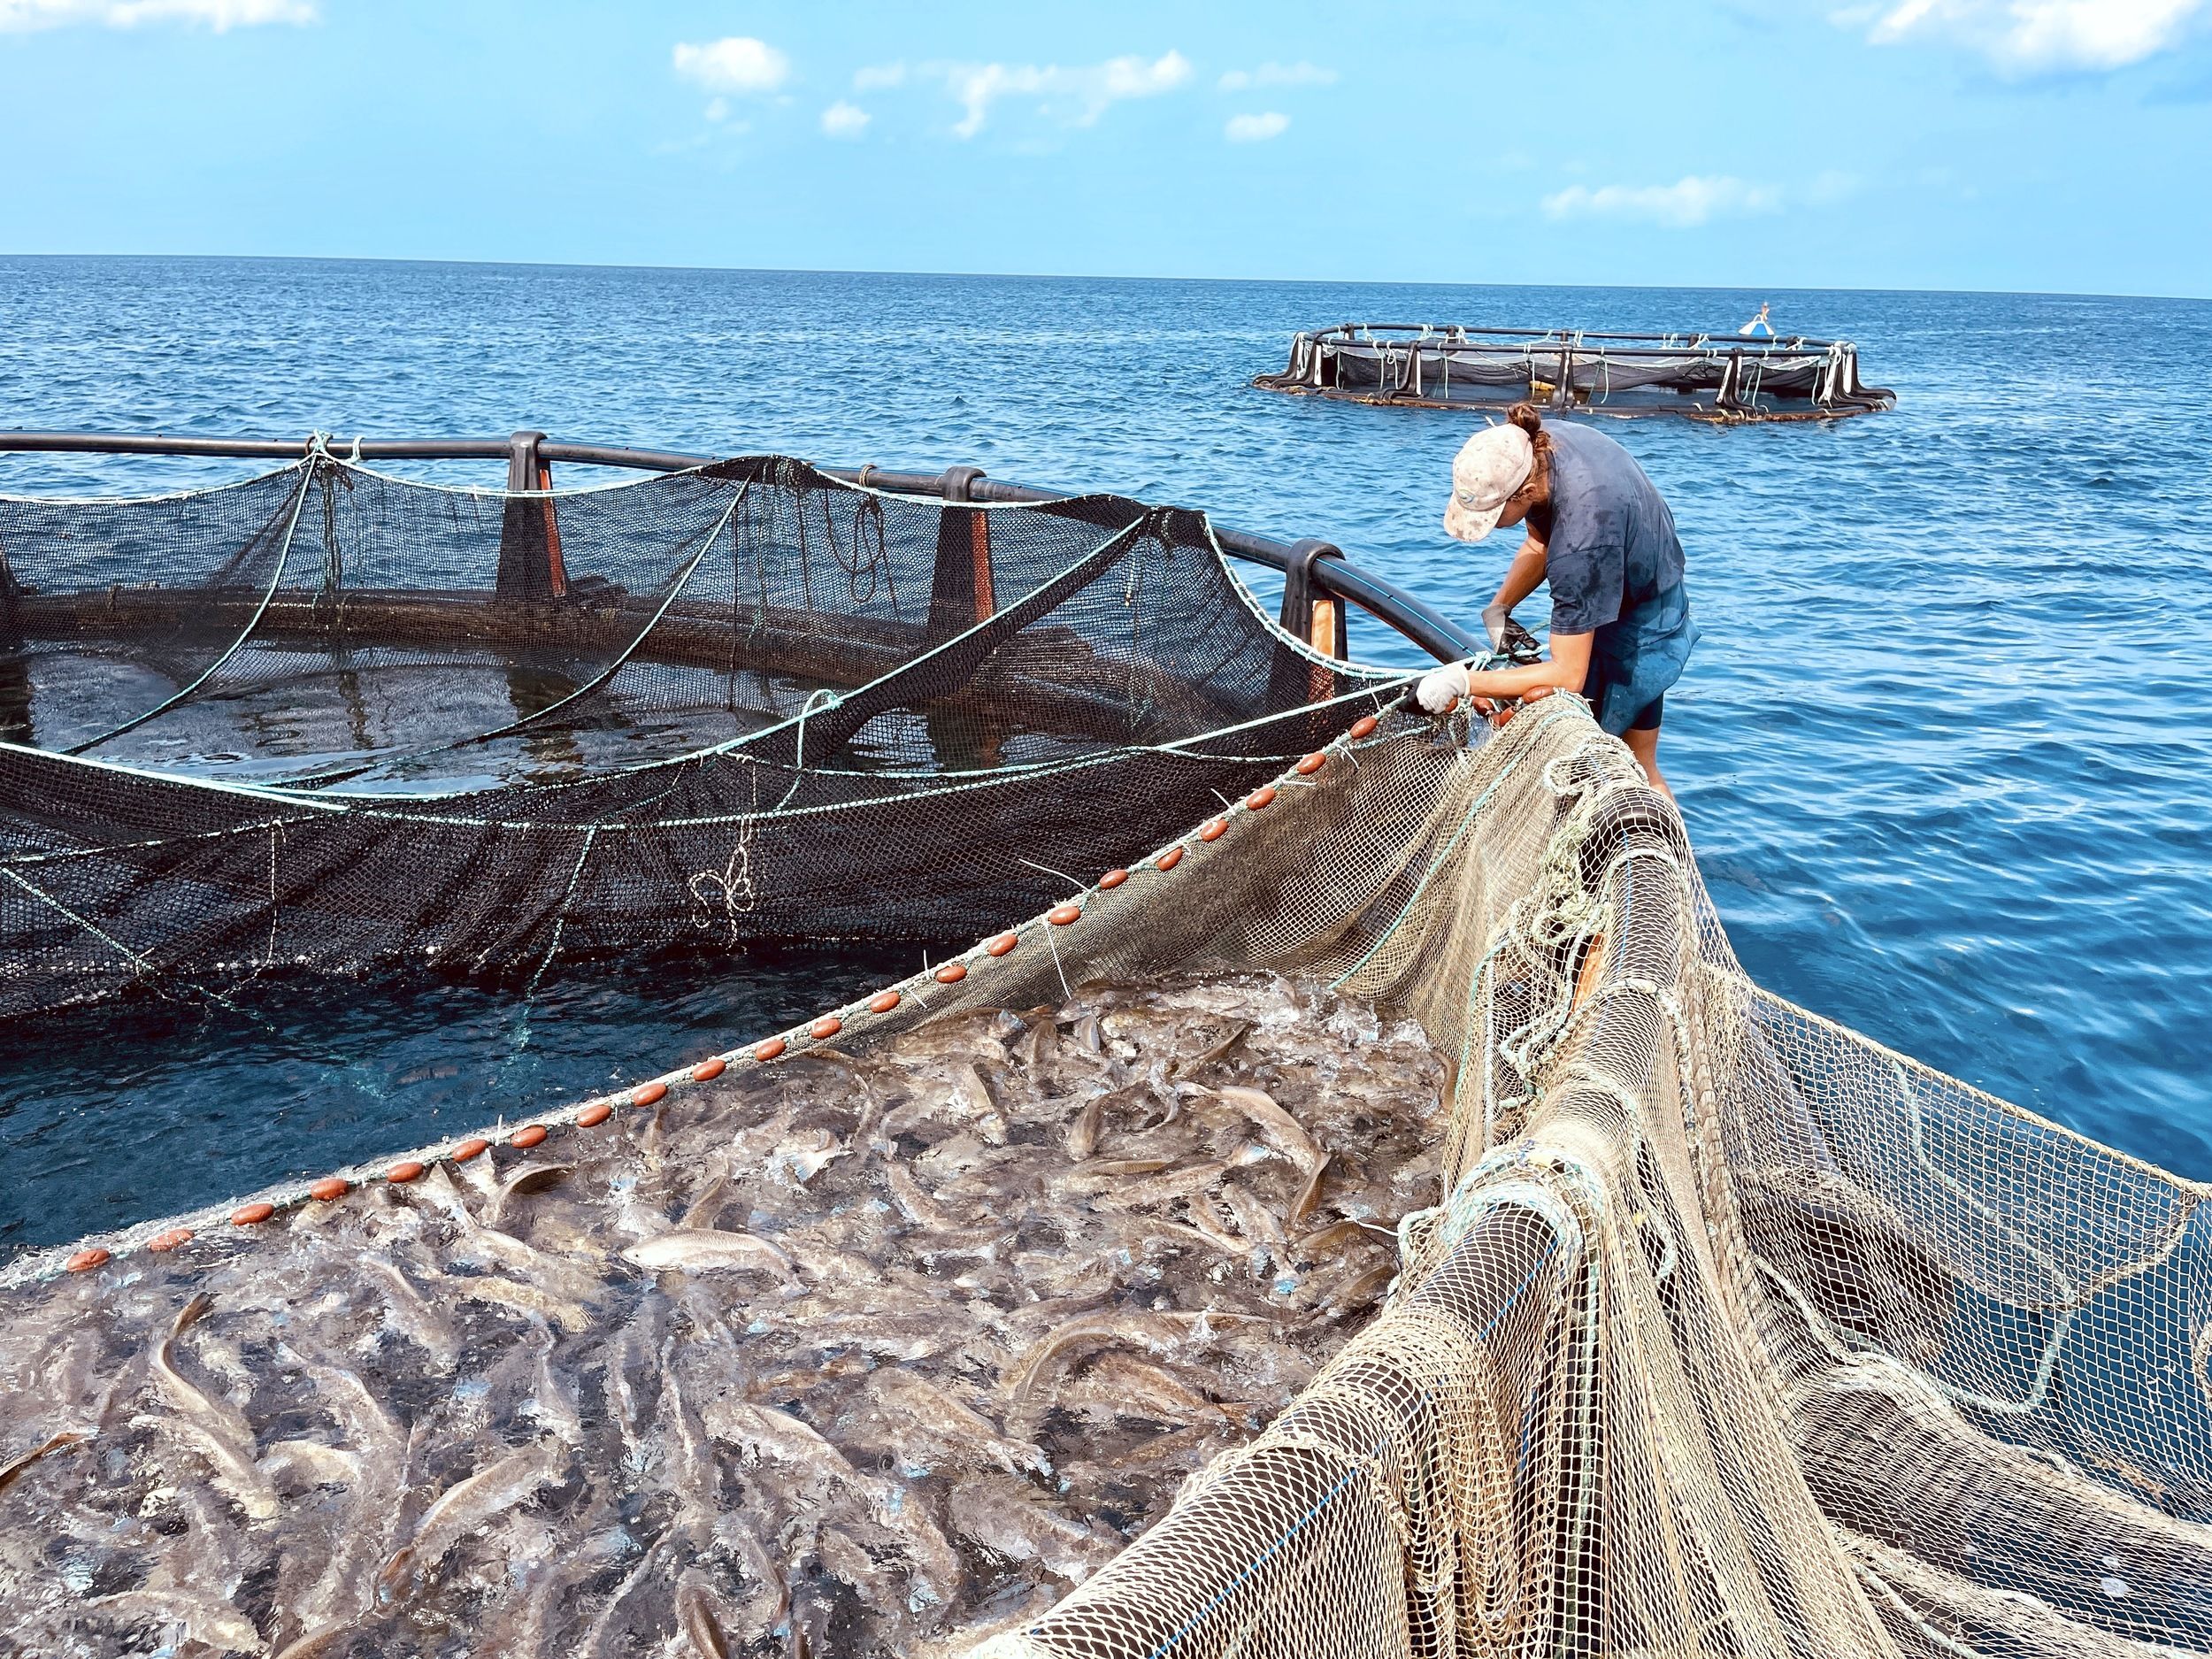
[{"x1": 2, "y1": 257, "x2": 2207, "y2": 1255}]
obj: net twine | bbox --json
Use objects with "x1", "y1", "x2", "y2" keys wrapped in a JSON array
[{"x1": 948, "y1": 702, "x2": 2212, "y2": 1659}]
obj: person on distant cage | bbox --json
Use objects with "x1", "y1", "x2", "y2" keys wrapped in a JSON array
[{"x1": 1416, "y1": 403, "x2": 1698, "y2": 799}]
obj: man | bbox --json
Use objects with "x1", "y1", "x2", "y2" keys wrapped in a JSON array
[{"x1": 1416, "y1": 404, "x2": 1698, "y2": 798}]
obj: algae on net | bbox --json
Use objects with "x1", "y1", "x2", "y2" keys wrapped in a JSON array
[{"x1": 0, "y1": 972, "x2": 1445, "y2": 1657}]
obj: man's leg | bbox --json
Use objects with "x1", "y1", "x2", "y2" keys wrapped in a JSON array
[{"x1": 1623, "y1": 725, "x2": 1673, "y2": 802}]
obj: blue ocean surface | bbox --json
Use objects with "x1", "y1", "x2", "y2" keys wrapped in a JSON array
[{"x1": 2, "y1": 256, "x2": 2208, "y2": 1255}]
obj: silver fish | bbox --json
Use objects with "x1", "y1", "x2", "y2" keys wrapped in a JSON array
[
  {"x1": 949, "y1": 1473, "x2": 1118, "y2": 1580},
  {"x1": 361, "y1": 1255, "x2": 460, "y2": 1370},
  {"x1": 623, "y1": 1229, "x2": 795, "y2": 1278},
  {"x1": 487, "y1": 1161, "x2": 575, "y2": 1226},
  {"x1": 1003, "y1": 1309, "x2": 1253, "y2": 1409},
  {"x1": 1192, "y1": 1083, "x2": 1325, "y2": 1173},
  {"x1": 379, "y1": 1440, "x2": 566, "y2": 1595},
  {"x1": 146, "y1": 1294, "x2": 278, "y2": 1524},
  {"x1": 0, "y1": 1427, "x2": 88, "y2": 1499},
  {"x1": 677, "y1": 1571, "x2": 736, "y2": 1659},
  {"x1": 87, "y1": 1586, "x2": 264, "y2": 1655}
]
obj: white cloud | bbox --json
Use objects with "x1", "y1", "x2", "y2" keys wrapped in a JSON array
[
  {"x1": 0, "y1": 0, "x2": 311, "y2": 28},
  {"x1": 1541, "y1": 174, "x2": 1782, "y2": 228},
  {"x1": 1854, "y1": 0, "x2": 2205, "y2": 70},
  {"x1": 1217, "y1": 61, "x2": 1337, "y2": 91},
  {"x1": 938, "y1": 50, "x2": 1192, "y2": 139},
  {"x1": 820, "y1": 100, "x2": 870, "y2": 138},
  {"x1": 1225, "y1": 111, "x2": 1290, "y2": 142},
  {"x1": 853, "y1": 62, "x2": 908, "y2": 91},
  {"x1": 672, "y1": 36, "x2": 790, "y2": 95}
]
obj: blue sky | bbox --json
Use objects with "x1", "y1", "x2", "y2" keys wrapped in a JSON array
[{"x1": 3, "y1": 0, "x2": 2209, "y2": 296}]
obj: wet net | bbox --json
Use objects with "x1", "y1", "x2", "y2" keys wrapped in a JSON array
[
  {"x1": 8, "y1": 451, "x2": 2206, "y2": 1659},
  {"x1": 838, "y1": 695, "x2": 2205, "y2": 1659},
  {"x1": 1257, "y1": 325, "x2": 1896, "y2": 420},
  {"x1": 0, "y1": 452, "x2": 1391, "y2": 1018}
]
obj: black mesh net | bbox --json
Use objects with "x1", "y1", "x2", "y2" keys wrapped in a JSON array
[{"x1": 0, "y1": 453, "x2": 1401, "y2": 1018}]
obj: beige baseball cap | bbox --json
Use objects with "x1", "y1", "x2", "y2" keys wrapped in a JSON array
[{"x1": 1442, "y1": 422, "x2": 1534, "y2": 543}]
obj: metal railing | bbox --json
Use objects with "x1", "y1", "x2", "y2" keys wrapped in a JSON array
[{"x1": 0, "y1": 429, "x2": 1477, "y2": 665}]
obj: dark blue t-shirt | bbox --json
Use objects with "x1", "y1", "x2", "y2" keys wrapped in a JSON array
[{"x1": 1537, "y1": 422, "x2": 1697, "y2": 733}]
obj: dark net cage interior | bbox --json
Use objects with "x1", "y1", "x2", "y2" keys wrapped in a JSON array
[
  {"x1": 0, "y1": 452, "x2": 1397, "y2": 1018},
  {"x1": 1257, "y1": 324, "x2": 1896, "y2": 421}
]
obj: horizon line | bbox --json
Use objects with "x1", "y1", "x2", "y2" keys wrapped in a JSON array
[{"x1": 2, "y1": 250, "x2": 2205, "y2": 307}]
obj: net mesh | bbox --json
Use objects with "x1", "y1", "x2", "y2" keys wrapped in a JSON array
[
  {"x1": 856, "y1": 696, "x2": 2207, "y2": 1659},
  {"x1": 5, "y1": 456, "x2": 2205, "y2": 1658},
  {"x1": 0, "y1": 453, "x2": 1391, "y2": 1018}
]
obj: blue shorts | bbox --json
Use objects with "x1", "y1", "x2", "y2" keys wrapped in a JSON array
[{"x1": 1584, "y1": 662, "x2": 1663, "y2": 732}]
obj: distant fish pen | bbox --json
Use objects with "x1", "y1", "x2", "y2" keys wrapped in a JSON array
[{"x1": 1257, "y1": 323, "x2": 1895, "y2": 421}]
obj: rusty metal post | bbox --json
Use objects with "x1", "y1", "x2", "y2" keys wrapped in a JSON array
[
  {"x1": 927, "y1": 465, "x2": 994, "y2": 638},
  {"x1": 1274, "y1": 539, "x2": 1348, "y2": 704},
  {"x1": 495, "y1": 430, "x2": 568, "y2": 603}
]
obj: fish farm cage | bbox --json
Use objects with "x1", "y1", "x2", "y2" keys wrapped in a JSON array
[
  {"x1": 0, "y1": 427, "x2": 1471, "y2": 1021},
  {"x1": 1256, "y1": 323, "x2": 1895, "y2": 421},
  {"x1": 6, "y1": 429, "x2": 2212, "y2": 1659}
]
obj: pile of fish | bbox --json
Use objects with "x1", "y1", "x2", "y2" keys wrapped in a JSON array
[{"x1": 0, "y1": 971, "x2": 1445, "y2": 1657}]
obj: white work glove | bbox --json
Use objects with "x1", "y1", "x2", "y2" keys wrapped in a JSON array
[
  {"x1": 1480, "y1": 603, "x2": 1510, "y2": 653},
  {"x1": 1415, "y1": 663, "x2": 1471, "y2": 714}
]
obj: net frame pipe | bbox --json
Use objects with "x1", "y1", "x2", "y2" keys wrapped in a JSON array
[{"x1": 0, "y1": 430, "x2": 1481, "y2": 665}]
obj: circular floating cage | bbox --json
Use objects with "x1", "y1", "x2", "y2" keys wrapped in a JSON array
[
  {"x1": 1258, "y1": 323, "x2": 1895, "y2": 421},
  {"x1": 0, "y1": 430, "x2": 1470, "y2": 1020}
]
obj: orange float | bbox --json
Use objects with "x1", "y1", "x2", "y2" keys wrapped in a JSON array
[
  {"x1": 511, "y1": 1124, "x2": 549, "y2": 1149},
  {"x1": 577, "y1": 1102, "x2": 612, "y2": 1127},
  {"x1": 388, "y1": 1161, "x2": 426, "y2": 1185},
  {"x1": 691, "y1": 1057, "x2": 726, "y2": 1082},
  {"x1": 1349, "y1": 713, "x2": 1379, "y2": 739},
  {"x1": 755, "y1": 1037, "x2": 787, "y2": 1062},
  {"x1": 936, "y1": 962, "x2": 968, "y2": 984},
  {"x1": 1098, "y1": 868, "x2": 1129, "y2": 891},
  {"x1": 1296, "y1": 751, "x2": 1328, "y2": 776},
  {"x1": 810, "y1": 1016, "x2": 843, "y2": 1041},
  {"x1": 65, "y1": 1248, "x2": 108, "y2": 1273},
  {"x1": 1156, "y1": 846, "x2": 1185, "y2": 872},
  {"x1": 451, "y1": 1137, "x2": 490, "y2": 1163},
  {"x1": 1048, "y1": 903, "x2": 1082, "y2": 926},
  {"x1": 309, "y1": 1178, "x2": 350, "y2": 1202},
  {"x1": 1571, "y1": 931, "x2": 1608, "y2": 1011},
  {"x1": 231, "y1": 1202, "x2": 276, "y2": 1226},
  {"x1": 869, "y1": 990, "x2": 901, "y2": 1013},
  {"x1": 1200, "y1": 818, "x2": 1228, "y2": 842},
  {"x1": 1246, "y1": 787, "x2": 1278, "y2": 810},
  {"x1": 147, "y1": 1227, "x2": 194, "y2": 1253},
  {"x1": 631, "y1": 1080, "x2": 668, "y2": 1108}
]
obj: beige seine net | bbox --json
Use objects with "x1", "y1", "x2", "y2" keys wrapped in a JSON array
[{"x1": 918, "y1": 695, "x2": 2212, "y2": 1659}]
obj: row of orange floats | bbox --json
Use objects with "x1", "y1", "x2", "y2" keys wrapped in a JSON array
[{"x1": 59, "y1": 708, "x2": 1388, "y2": 1279}]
